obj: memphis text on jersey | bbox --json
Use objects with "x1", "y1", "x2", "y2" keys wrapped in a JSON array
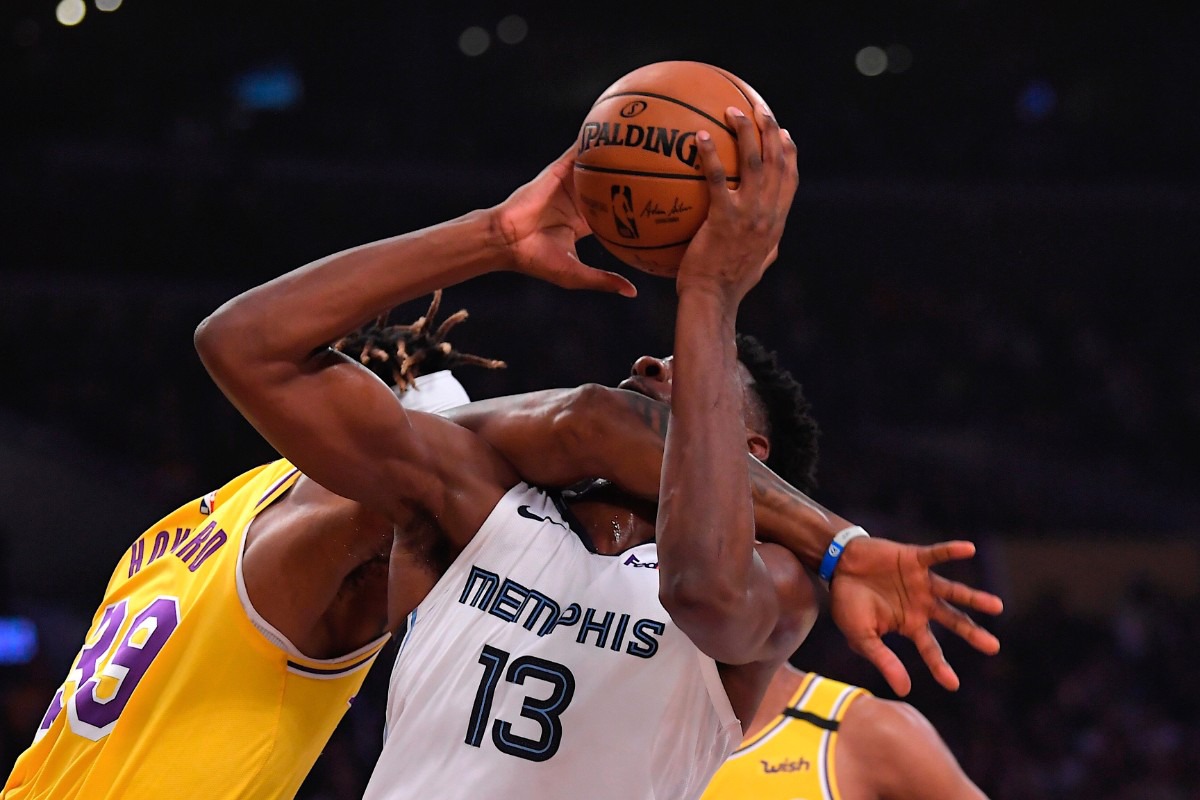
[{"x1": 459, "y1": 565, "x2": 666, "y2": 659}]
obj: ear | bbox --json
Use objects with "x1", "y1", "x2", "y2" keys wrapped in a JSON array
[{"x1": 746, "y1": 430, "x2": 770, "y2": 463}]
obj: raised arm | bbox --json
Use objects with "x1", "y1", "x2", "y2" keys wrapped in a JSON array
[
  {"x1": 655, "y1": 104, "x2": 804, "y2": 665},
  {"x1": 194, "y1": 151, "x2": 635, "y2": 533}
]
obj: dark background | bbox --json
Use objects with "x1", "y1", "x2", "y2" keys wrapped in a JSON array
[{"x1": 2, "y1": 1, "x2": 1199, "y2": 798}]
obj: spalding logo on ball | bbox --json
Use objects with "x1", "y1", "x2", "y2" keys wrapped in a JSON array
[{"x1": 573, "y1": 61, "x2": 769, "y2": 277}]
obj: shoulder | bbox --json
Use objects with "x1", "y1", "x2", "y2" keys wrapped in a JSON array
[
  {"x1": 840, "y1": 694, "x2": 932, "y2": 747},
  {"x1": 839, "y1": 696, "x2": 987, "y2": 799}
]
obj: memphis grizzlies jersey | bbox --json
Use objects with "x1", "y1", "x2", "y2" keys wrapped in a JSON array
[
  {"x1": 699, "y1": 673, "x2": 870, "y2": 800},
  {"x1": 364, "y1": 483, "x2": 740, "y2": 800},
  {"x1": 3, "y1": 459, "x2": 389, "y2": 800}
]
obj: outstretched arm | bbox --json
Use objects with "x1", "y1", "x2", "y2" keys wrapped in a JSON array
[
  {"x1": 449, "y1": 373, "x2": 1004, "y2": 690},
  {"x1": 446, "y1": 384, "x2": 852, "y2": 570}
]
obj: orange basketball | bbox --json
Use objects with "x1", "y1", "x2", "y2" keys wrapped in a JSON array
[{"x1": 573, "y1": 61, "x2": 770, "y2": 277}]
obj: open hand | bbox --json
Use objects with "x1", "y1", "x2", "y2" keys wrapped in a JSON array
[
  {"x1": 491, "y1": 147, "x2": 637, "y2": 298},
  {"x1": 828, "y1": 537, "x2": 1004, "y2": 696}
]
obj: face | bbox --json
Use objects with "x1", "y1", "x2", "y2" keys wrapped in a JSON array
[
  {"x1": 618, "y1": 355, "x2": 677, "y2": 404},
  {"x1": 618, "y1": 354, "x2": 770, "y2": 460}
]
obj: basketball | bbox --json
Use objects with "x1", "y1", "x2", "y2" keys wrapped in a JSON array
[{"x1": 573, "y1": 61, "x2": 769, "y2": 277}]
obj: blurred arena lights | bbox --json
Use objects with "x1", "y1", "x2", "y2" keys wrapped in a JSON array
[
  {"x1": 458, "y1": 25, "x2": 490, "y2": 56},
  {"x1": 1018, "y1": 79, "x2": 1058, "y2": 122},
  {"x1": 95, "y1": 0, "x2": 123, "y2": 11},
  {"x1": 233, "y1": 64, "x2": 304, "y2": 111},
  {"x1": 854, "y1": 46, "x2": 887, "y2": 77},
  {"x1": 0, "y1": 617, "x2": 38, "y2": 666},
  {"x1": 55, "y1": 0, "x2": 86, "y2": 26},
  {"x1": 496, "y1": 14, "x2": 528, "y2": 45}
]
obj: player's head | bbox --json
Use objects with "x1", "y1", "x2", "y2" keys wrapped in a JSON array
[
  {"x1": 618, "y1": 333, "x2": 819, "y2": 494},
  {"x1": 332, "y1": 290, "x2": 505, "y2": 412}
]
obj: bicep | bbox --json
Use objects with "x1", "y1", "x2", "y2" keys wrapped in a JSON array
[{"x1": 223, "y1": 348, "x2": 508, "y2": 520}]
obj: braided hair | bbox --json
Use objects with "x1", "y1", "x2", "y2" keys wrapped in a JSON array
[{"x1": 333, "y1": 290, "x2": 505, "y2": 391}]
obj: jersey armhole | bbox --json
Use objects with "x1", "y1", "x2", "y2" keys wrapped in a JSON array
[
  {"x1": 695, "y1": 650, "x2": 741, "y2": 736},
  {"x1": 234, "y1": 498, "x2": 389, "y2": 674}
]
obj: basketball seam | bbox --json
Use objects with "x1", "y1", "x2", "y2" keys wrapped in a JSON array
[
  {"x1": 704, "y1": 65, "x2": 758, "y2": 112},
  {"x1": 574, "y1": 163, "x2": 741, "y2": 184},
  {"x1": 591, "y1": 231, "x2": 695, "y2": 251},
  {"x1": 593, "y1": 91, "x2": 736, "y2": 137}
]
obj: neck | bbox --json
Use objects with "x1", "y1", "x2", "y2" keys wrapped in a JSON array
[{"x1": 564, "y1": 481, "x2": 657, "y2": 555}]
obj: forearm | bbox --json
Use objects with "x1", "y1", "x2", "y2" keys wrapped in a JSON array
[
  {"x1": 195, "y1": 210, "x2": 507, "y2": 368},
  {"x1": 569, "y1": 386, "x2": 853, "y2": 572},
  {"x1": 748, "y1": 465, "x2": 853, "y2": 572},
  {"x1": 657, "y1": 289, "x2": 756, "y2": 590},
  {"x1": 453, "y1": 383, "x2": 852, "y2": 571}
]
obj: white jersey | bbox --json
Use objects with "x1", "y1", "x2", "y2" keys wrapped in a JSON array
[{"x1": 364, "y1": 483, "x2": 740, "y2": 800}]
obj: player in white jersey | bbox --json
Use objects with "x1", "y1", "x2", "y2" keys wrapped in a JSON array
[
  {"x1": 371, "y1": 481, "x2": 741, "y2": 799},
  {"x1": 197, "y1": 106, "x2": 1003, "y2": 799}
]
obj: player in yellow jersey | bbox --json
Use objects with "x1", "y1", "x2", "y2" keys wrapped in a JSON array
[
  {"x1": 1, "y1": 296, "x2": 503, "y2": 800},
  {"x1": 701, "y1": 663, "x2": 988, "y2": 800}
]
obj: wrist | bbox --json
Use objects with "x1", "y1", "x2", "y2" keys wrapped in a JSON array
[
  {"x1": 482, "y1": 205, "x2": 525, "y2": 272},
  {"x1": 818, "y1": 526, "x2": 870, "y2": 587},
  {"x1": 675, "y1": 281, "x2": 742, "y2": 317}
]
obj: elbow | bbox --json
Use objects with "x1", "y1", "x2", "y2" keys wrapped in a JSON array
[
  {"x1": 194, "y1": 310, "x2": 234, "y2": 376},
  {"x1": 194, "y1": 300, "x2": 257, "y2": 383},
  {"x1": 658, "y1": 570, "x2": 744, "y2": 625}
]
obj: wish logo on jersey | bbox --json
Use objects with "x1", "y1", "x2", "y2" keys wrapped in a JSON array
[
  {"x1": 458, "y1": 564, "x2": 666, "y2": 659},
  {"x1": 760, "y1": 756, "x2": 811, "y2": 774}
]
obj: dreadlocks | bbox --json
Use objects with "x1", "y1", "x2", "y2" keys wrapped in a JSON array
[
  {"x1": 332, "y1": 290, "x2": 505, "y2": 391},
  {"x1": 735, "y1": 332, "x2": 820, "y2": 496}
]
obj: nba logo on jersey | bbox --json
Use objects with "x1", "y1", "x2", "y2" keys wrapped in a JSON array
[{"x1": 199, "y1": 491, "x2": 217, "y2": 516}]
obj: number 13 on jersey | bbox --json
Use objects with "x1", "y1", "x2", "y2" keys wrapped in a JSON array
[{"x1": 465, "y1": 645, "x2": 576, "y2": 762}]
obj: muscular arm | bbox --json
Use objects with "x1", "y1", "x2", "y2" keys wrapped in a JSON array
[
  {"x1": 191, "y1": 151, "x2": 637, "y2": 653},
  {"x1": 838, "y1": 696, "x2": 988, "y2": 800},
  {"x1": 446, "y1": 384, "x2": 853, "y2": 571},
  {"x1": 195, "y1": 211, "x2": 514, "y2": 533},
  {"x1": 656, "y1": 289, "x2": 792, "y2": 665},
  {"x1": 194, "y1": 147, "x2": 634, "y2": 530}
]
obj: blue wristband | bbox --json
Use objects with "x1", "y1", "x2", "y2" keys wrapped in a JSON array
[{"x1": 818, "y1": 526, "x2": 870, "y2": 585}]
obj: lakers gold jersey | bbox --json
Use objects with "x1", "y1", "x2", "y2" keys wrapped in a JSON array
[
  {"x1": 4, "y1": 459, "x2": 389, "y2": 800},
  {"x1": 700, "y1": 672, "x2": 870, "y2": 800}
]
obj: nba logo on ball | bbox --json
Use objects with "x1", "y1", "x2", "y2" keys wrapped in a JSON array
[{"x1": 573, "y1": 61, "x2": 769, "y2": 277}]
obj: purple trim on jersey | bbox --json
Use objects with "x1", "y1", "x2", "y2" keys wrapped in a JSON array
[
  {"x1": 256, "y1": 468, "x2": 299, "y2": 508},
  {"x1": 287, "y1": 650, "x2": 377, "y2": 676}
]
